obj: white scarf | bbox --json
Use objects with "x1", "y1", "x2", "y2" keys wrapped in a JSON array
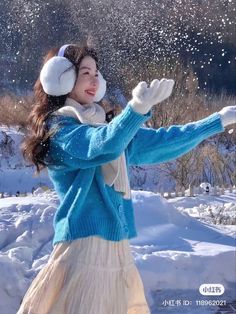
[{"x1": 54, "y1": 98, "x2": 131, "y2": 199}]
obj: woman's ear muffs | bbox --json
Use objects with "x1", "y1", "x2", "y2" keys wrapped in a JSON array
[
  {"x1": 94, "y1": 71, "x2": 106, "y2": 102},
  {"x1": 40, "y1": 47, "x2": 107, "y2": 101},
  {"x1": 40, "y1": 56, "x2": 76, "y2": 96}
]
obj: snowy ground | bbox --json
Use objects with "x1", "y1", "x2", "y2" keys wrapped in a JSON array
[{"x1": 0, "y1": 189, "x2": 235, "y2": 314}]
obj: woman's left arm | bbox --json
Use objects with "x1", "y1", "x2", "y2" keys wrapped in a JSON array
[{"x1": 127, "y1": 106, "x2": 236, "y2": 166}]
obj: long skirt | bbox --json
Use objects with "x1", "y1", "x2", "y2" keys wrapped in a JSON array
[{"x1": 17, "y1": 236, "x2": 150, "y2": 314}]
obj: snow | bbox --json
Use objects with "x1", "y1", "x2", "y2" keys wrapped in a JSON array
[
  {"x1": 0, "y1": 189, "x2": 235, "y2": 314},
  {"x1": 2, "y1": 0, "x2": 235, "y2": 95},
  {"x1": 0, "y1": 126, "x2": 52, "y2": 195}
]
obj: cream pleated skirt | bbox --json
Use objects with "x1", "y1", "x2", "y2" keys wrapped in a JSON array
[{"x1": 17, "y1": 236, "x2": 150, "y2": 314}]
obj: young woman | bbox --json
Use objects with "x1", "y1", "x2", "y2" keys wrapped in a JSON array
[{"x1": 18, "y1": 43, "x2": 236, "y2": 314}]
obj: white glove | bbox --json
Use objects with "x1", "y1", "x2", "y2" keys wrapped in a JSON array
[
  {"x1": 218, "y1": 106, "x2": 236, "y2": 127},
  {"x1": 130, "y1": 78, "x2": 175, "y2": 114}
]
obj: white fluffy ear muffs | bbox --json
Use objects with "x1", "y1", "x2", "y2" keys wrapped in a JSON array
[
  {"x1": 40, "y1": 56, "x2": 76, "y2": 96},
  {"x1": 94, "y1": 71, "x2": 107, "y2": 102},
  {"x1": 40, "y1": 46, "x2": 107, "y2": 101}
]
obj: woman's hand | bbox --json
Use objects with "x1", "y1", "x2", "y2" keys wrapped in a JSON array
[
  {"x1": 218, "y1": 106, "x2": 236, "y2": 127},
  {"x1": 130, "y1": 78, "x2": 175, "y2": 114}
]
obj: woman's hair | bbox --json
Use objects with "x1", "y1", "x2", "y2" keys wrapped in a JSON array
[{"x1": 21, "y1": 44, "x2": 99, "y2": 173}]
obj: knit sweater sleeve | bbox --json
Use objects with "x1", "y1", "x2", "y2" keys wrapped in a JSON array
[
  {"x1": 127, "y1": 112, "x2": 224, "y2": 166},
  {"x1": 48, "y1": 104, "x2": 151, "y2": 168}
]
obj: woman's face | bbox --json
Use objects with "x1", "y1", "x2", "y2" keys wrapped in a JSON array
[{"x1": 69, "y1": 55, "x2": 99, "y2": 104}]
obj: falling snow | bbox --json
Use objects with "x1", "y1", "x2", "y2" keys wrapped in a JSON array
[{"x1": 0, "y1": 0, "x2": 235, "y2": 94}]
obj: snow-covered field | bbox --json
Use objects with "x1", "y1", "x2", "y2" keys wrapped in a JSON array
[
  {"x1": 0, "y1": 189, "x2": 235, "y2": 314},
  {"x1": 0, "y1": 125, "x2": 235, "y2": 313}
]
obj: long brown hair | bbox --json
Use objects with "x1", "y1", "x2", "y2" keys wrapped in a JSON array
[{"x1": 21, "y1": 44, "x2": 99, "y2": 173}]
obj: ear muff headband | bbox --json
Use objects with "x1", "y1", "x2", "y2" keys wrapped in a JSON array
[{"x1": 57, "y1": 44, "x2": 70, "y2": 57}]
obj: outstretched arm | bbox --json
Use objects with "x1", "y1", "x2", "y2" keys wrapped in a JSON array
[
  {"x1": 47, "y1": 78, "x2": 175, "y2": 169},
  {"x1": 127, "y1": 106, "x2": 236, "y2": 166}
]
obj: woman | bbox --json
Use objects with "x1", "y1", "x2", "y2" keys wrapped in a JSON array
[{"x1": 18, "y1": 43, "x2": 236, "y2": 314}]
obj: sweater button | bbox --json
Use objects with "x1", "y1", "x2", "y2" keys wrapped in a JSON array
[
  {"x1": 124, "y1": 225, "x2": 129, "y2": 233},
  {"x1": 118, "y1": 204, "x2": 123, "y2": 213}
]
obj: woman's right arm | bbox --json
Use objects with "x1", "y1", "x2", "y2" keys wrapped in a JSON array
[
  {"x1": 48, "y1": 105, "x2": 151, "y2": 168},
  {"x1": 48, "y1": 78, "x2": 175, "y2": 169}
]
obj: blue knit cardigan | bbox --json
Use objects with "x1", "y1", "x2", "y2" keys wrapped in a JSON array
[{"x1": 45, "y1": 103, "x2": 224, "y2": 246}]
